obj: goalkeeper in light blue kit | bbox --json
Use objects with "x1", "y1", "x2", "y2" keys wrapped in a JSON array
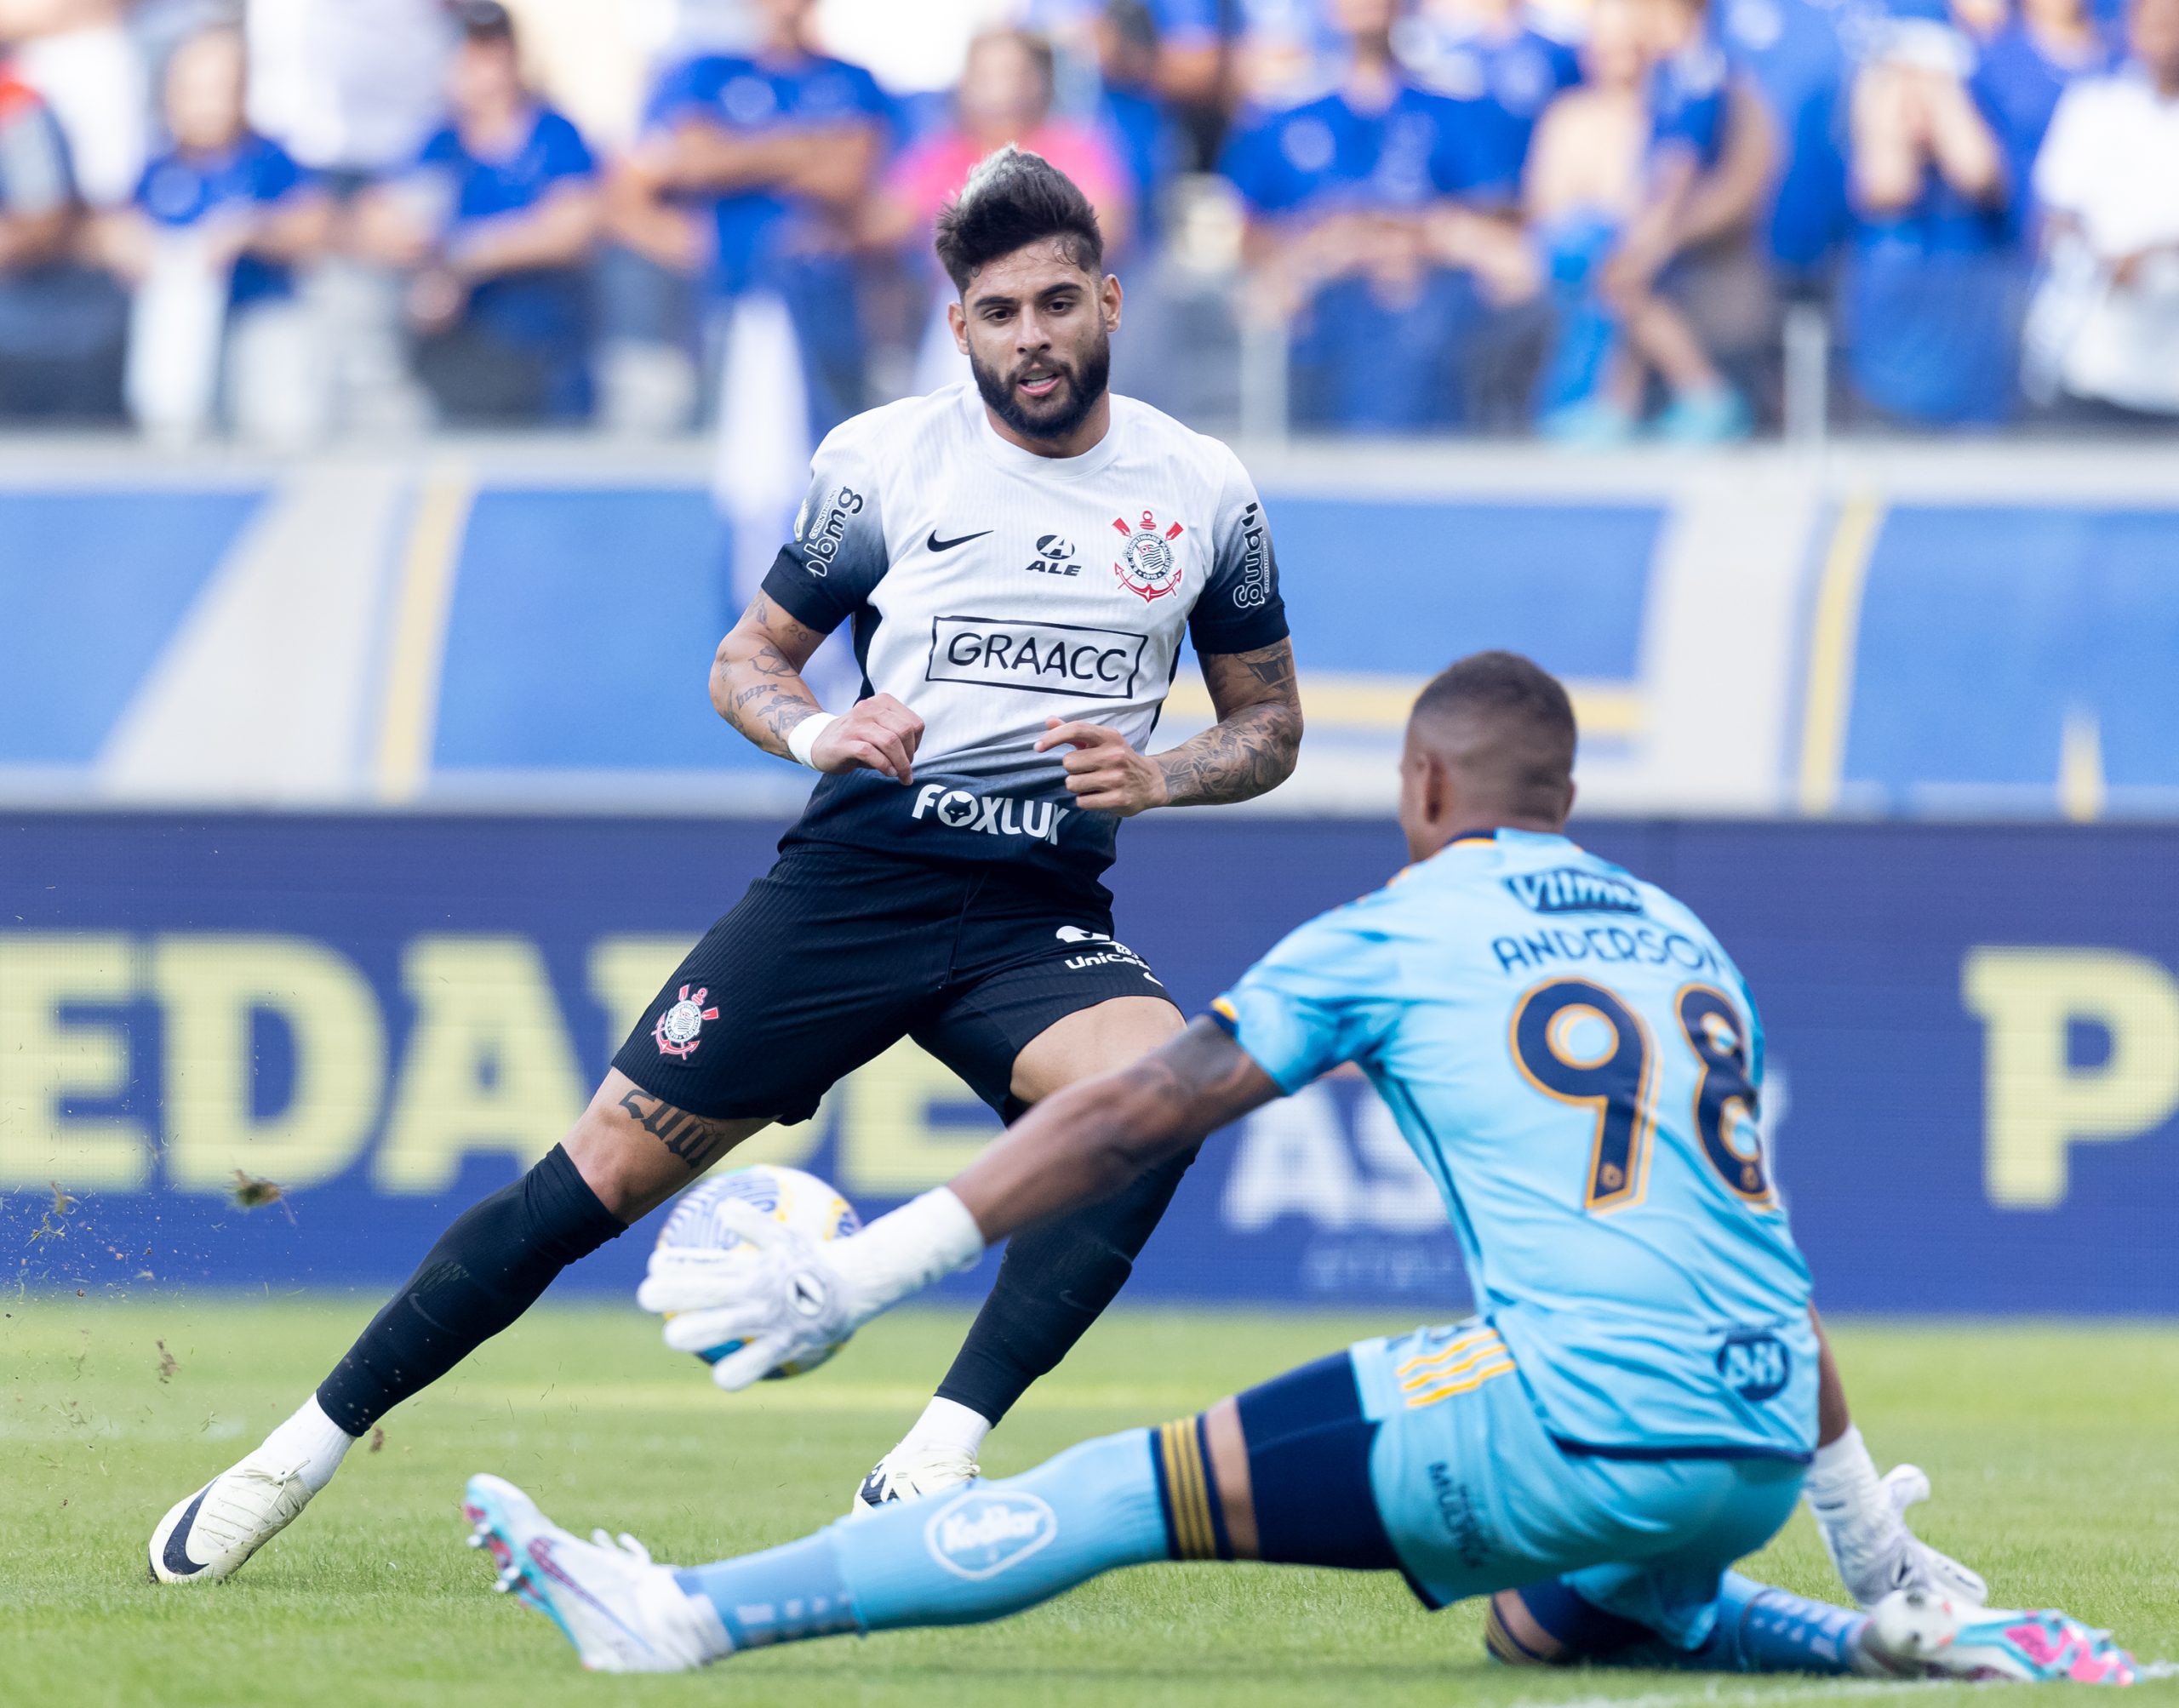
[{"x1": 462, "y1": 653, "x2": 2137, "y2": 1685}]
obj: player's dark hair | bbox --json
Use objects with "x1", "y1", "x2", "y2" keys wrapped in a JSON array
[
  {"x1": 934, "y1": 145, "x2": 1105, "y2": 294},
  {"x1": 1412, "y1": 651, "x2": 1577, "y2": 813}
]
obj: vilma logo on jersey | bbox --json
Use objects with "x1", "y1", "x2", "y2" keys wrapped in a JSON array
[
  {"x1": 654, "y1": 984, "x2": 718, "y2": 1060},
  {"x1": 1112, "y1": 509, "x2": 1186, "y2": 602}
]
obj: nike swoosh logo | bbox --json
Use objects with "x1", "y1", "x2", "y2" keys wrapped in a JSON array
[
  {"x1": 161, "y1": 1487, "x2": 212, "y2": 1577},
  {"x1": 927, "y1": 529, "x2": 992, "y2": 552}
]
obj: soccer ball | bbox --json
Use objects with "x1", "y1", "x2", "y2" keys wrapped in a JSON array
[{"x1": 651, "y1": 1164, "x2": 861, "y2": 1379}]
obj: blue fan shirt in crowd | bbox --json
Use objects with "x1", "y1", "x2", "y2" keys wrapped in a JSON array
[
  {"x1": 1403, "y1": 23, "x2": 1582, "y2": 200},
  {"x1": 1221, "y1": 78, "x2": 1497, "y2": 429},
  {"x1": 1221, "y1": 77, "x2": 1488, "y2": 220},
  {"x1": 135, "y1": 133, "x2": 309, "y2": 309},
  {"x1": 1101, "y1": 83, "x2": 1181, "y2": 245},
  {"x1": 1972, "y1": 20, "x2": 2122, "y2": 223},
  {"x1": 415, "y1": 104, "x2": 595, "y2": 414},
  {"x1": 1211, "y1": 830, "x2": 1818, "y2": 1460},
  {"x1": 1844, "y1": 74, "x2": 2019, "y2": 426},
  {"x1": 1147, "y1": 0, "x2": 1222, "y2": 45},
  {"x1": 642, "y1": 51, "x2": 890, "y2": 299},
  {"x1": 1649, "y1": 36, "x2": 1733, "y2": 167},
  {"x1": 1719, "y1": 0, "x2": 1850, "y2": 268}
]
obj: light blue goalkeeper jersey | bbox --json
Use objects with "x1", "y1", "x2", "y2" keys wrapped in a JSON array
[{"x1": 1211, "y1": 828, "x2": 1817, "y2": 1461}]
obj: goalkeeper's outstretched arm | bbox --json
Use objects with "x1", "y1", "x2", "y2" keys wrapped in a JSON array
[
  {"x1": 638, "y1": 1021, "x2": 1285, "y2": 1388},
  {"x1": 949, "y1": 1018, "x2": 1282, "y2": 1240}
]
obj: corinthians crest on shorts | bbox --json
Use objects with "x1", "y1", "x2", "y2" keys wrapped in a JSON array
[
  {"x1": 1112, "y1": 508, "x2": 1186, "y2": 602},
  {"x1": 655, "y1": 983, "x2": 719, "y2": 1060}
]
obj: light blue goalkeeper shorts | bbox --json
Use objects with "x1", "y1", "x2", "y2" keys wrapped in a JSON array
[{"x1": 1351, "y1": 1320, "x2": 1806, "y2": 1646}]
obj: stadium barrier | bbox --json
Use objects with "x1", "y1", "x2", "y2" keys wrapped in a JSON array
[
  {"x1": 4, "y1": 438, "x2": 2177, "y2": 820},
  {"x1": 5, "y1": 812, "x2": 2176, "y2": 1312}
]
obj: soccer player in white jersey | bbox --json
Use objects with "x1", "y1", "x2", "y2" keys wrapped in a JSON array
[
  {"x1": 463, "y1": 654, "x2": 2134, "y2": 1685},
  {"x1": 149, "y1": 146, "x2": 1305, "y2": 1583}
]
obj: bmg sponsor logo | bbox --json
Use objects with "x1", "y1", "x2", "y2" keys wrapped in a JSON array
[
  {"x1": 926, "y1": 615, "x2": 1146, "y2": 700},
  {"x1": 798, "y1": 483, "x2": 863, "y2": 576},
  {"x1": 1504, "y1": 866, "x2": 1644, "y2": 916},
  {"x1": 912, "y1": 785, "x2": 1072, "y2": 844},
  {"x1": 924, "y1": 1491, "x2": 1058, "y2": 1580},
  {"x1": 1716, "y1": 1331, "x2": 1791, "y2": 1402},
  {"x1": 1230, "y1": 501, "x2": 1272, "y2": 609}
]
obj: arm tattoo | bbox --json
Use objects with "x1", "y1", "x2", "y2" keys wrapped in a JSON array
[
  {"x1": 715, "y1": 594, "x2": 827, "y2": 757},
  {"x1": 1154, "y1": 641, "x2": 1303, "y2": 808},
  {"x1": 616, "y1": 1088, "x2": 741, "y2": 1174}
]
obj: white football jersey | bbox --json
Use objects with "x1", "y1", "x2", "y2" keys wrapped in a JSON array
[{"x1": 765, "y1": 381, "x2": 1288, "y2": 889}]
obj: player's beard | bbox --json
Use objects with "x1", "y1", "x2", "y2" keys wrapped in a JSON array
[{"x1": 970, "y1": 328, "x2": 1111, "y2": 443}]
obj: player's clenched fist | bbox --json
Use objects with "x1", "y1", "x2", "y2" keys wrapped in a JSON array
[
  {"x1": 1036, "y1": 718, "x2": 1169, "y2": 816},
  {"x1": 808, "y1": 694, "x2": 924, "y2": 784}
]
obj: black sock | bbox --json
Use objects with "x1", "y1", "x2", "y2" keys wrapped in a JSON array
[
  {"x1": 315, "y1": 1145, "x2": 625, "y2": 1435},
  {"x1": 935, "y1": 1142, "x2": 1200, "y2": 1425}
]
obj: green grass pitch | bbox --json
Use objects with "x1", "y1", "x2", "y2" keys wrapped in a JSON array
[{"x1": 4, "y1": 1298, "x2": 2176, "y2": 1705}]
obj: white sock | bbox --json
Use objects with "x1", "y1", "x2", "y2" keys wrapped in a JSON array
[
  {"x1": 257, "y1": 1396, "x2": 357, "y2": 1494},
  {"x1": 900, "y1": 1396, "x2": 991, "y2": 1460}
]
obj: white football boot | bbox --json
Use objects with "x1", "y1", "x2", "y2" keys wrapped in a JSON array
[
  {"x1": 847, "y1": 1440, "x2": 979, "y2": 1520},
  {"x1": 1866, "y1": 1589, "x2": 2139, "y2": 1684},
  {"x1": 149, "y1": 1451, "x2": 316, "y2": 1583},
  {"x1": 461, "y1": 1473, "x2": 720, "y2": 1673}
]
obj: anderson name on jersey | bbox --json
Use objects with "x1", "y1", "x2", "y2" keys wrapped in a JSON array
[
  {"x1": 764, "y1": 380, "x2": 1289, "y2": 889},
  {"x1": 1213, "y1": 829, "x2": 1818, "y2": 1461}
]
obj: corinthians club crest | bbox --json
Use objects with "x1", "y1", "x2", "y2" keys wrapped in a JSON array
[
  {"x1": 654, "y1": 983, "x2": 719, "y2": 1060},
  {"x1": 1112, "y1": 508, "x2": 1186, "y2": 602}
]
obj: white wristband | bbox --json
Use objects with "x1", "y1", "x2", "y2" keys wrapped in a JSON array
[
  {"x1": 831, "y1": 1187, "x2": 986, "y2": 1320},
  {"x1": 786, "y1": 711, "x2": 838, "y2": 769},
  {"x1": 1804, "y1": 1424, "x2": 1882, "y2": 1512}
]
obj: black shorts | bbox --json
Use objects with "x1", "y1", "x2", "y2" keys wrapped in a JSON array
[{"x1": 611, "y1": 845, "x2": 1177, "y2": 1123}]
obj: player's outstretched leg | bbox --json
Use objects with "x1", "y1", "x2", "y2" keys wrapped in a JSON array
[
  {"x1": 470, "y1": 1376, "x2": 1316, "y2": 1673},
  {"x1": 855, "y1": 1143, "x2": 1198, "y2": 1511},
  {"x1": 1490, "y1": 1574, "x2": 2139, "y2": 1684},
  {"x1": 472, "y1": 1350, "x2": 1421, "y2": 1671},
  {"x1": 464, "y1": 1416, "x2": 1221, "y2": 1672},
  {"x1": 149, "y1": 1072, "x2": 762, "y2": 1584}
]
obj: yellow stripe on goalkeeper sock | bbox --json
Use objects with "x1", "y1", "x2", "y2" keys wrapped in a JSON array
[{"x1": 1152, "y1": 1417, "x2": 1232, "y2": 1562}]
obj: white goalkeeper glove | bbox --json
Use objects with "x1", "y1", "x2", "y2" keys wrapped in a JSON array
[
  {"x1": 636, "y1": 1187, "x2": 985, "y2": 1391},
  {"x1": 1803, "y1": 1425, "x2": 1987, "y2": 1609}
]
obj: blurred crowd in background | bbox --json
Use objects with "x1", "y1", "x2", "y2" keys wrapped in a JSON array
[{"x1": 2, "y1": 0, "x2": 2176, "y2": 448}]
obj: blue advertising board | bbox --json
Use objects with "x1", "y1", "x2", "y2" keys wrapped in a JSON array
[{"x1": 3, "y1": 814, "x2": 2176, "y2": 1312}]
